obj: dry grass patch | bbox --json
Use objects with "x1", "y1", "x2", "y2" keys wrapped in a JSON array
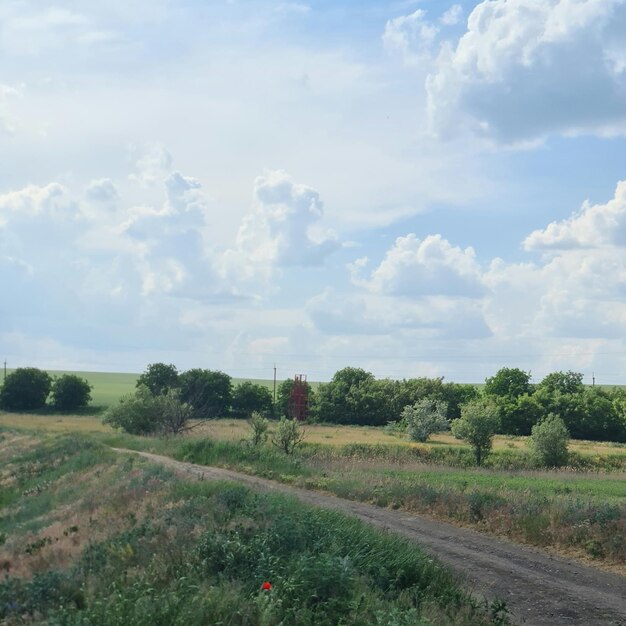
[{"x1": 0, "y1": 413, "x2": 112, "y2": 434}]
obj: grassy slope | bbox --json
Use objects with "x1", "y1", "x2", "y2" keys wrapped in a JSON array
[
  {"x1": 0, "y1": 432, "x2": 507, "y2": 626},
  {"x1": 2, "y1": 415, "x2": 625, "y2": 565}
]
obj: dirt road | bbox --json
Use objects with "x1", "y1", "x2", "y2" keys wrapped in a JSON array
[{"x1": 114, "y1": 448, "x2": 626, "y2": 626}]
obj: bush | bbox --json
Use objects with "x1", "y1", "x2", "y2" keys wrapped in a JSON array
[
  {"x1": 402, "y1": 399, "x2": 449, "y2": 442},
  {"x1": 103, "y1": 386, "x2": 192, "y2": 435},
  {"x1": 136, "y1": 362, "x2": 179, "y2": 396},
  {"x1": 248, "y1": 411, "x2": 269, "y2": 446},
  {"x1": 0, "y1": 367, "x2": 52, "y2": 411},
  {"x1": 232, "y1": 381, "x2": 273, "y2": 417},
  {"x1": 272, "y1": 417, "x2": 305, "y2": 455},
  {"x1": 529, "y1": 414, "x2": 569, "y2": 467},
  {"x1": 50, "y1": 374, "x2": 92, "y2": 411},
  {"x1": 451, "y1": 399, "x2": 500, "y2": 466}
]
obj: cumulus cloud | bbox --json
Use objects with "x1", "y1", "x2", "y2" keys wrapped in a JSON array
[
  {"x1": 352, "y1": 233, "x2": 484, "y2": 297},
  {"x1": 221, "y1": 170, "x2": 339, "y2": 291},
  {"x1": 128, "y1": 144, "x2": 174, "y2": 186},
  {"x1": 307, "y1": 288, "x2": 491, "y2": 339},
  {"x1": 383, "y1": 9, "x2": 440, "y2": 64},
  {"x1": 440, "y1": 5, "x2": 463, "y2": 27},
  {"x1": 328, "y1": 177, "x2": 626, "y2": 376},
  {"x1": 425, "y1": 0, "x2": 626, "y2": 142},
  {"x1": 85, "y1": 178, "x2": 119, "y2": 205},
  {"x1": 524, "y1": 180, "x2": 626, "y2": 250}
]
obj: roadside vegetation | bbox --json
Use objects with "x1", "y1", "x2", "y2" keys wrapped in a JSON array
[
  {"x1": 2, "y1": 361, "x2": 626, "y2": 570},
  {"x1": 0, "y1": 432, "x2": 508, "y2": 626}
]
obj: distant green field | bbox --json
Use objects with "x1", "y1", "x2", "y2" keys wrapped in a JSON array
[{"x1": 4, "y1": 369, "x2": 311, "y2": 408}]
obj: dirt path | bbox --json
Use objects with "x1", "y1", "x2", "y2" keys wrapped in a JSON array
[{"x1": 114, "y1": 448, "x2": 626, "y2": 626}]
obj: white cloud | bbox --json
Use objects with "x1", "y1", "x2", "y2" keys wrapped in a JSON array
[
  {"x1": 353, "y1": 233, "x2": 484, "y2": 297},
  {"x1": 524, "y1": 180, "x2": 626, "y2": 250},
  {"x1": 307, "y1": 288, "x2": 491, "y2": 339},
  {"x1": 383, "y1": 9, "x2": 440, "y2": 64},
  {"x1": 0, "y1": 84, "x2": 20, "y2": 135},
  {"x1": 128, "y1": 144, "x2": 174, "y2": 187},
  {"x1": 440, "y1": 5, "x2": 463, "y2": 26},
  {"x1": 0, "y1": 6, "x2": 115, "y2": 56},
  {"x1": 426, "y1": 0, "x2": 626, "y2": 142},
  {"x1": 221, "y1": 170, "x2": 339, "y2": 291}
]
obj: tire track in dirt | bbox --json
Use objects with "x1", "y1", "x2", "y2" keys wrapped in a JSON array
[{"x1": 113, "y1": 448, "x2": 626, "y2": 626}]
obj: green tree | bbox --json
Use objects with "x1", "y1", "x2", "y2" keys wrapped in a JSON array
[
  {"x1": 538, "y1": 371, "x2": 584, "y2": 395},
  {"x1": 497, "y1": 393, "x2": 545, "y2": 436},
  {"x1": 402, "y1": 399, "x2": 449, "y2": 442},
  {"x1": 529, "y1": 414, "x2": 569, "y2": 467},
  {"x1": 0, "y1": 367, "x2": 52, "y2": 411},
  {"x1": 441, "y1": 382, "x2": 480, "y2": 420},
  {"x1": 50, "y1": 374, "x2": 92, "y2": 411},
  {"x1": 484, "y1": 367, "x2": 531, "y2": 399},
  {"x1": 451, "y1": 399, "x2": 500, "y2": 466},
  {"x1": 136, "y1": 363, "x2": 179, "y2": 396},
  {"x1": 232, "y1": 381, "x2": 273, "y2": 417},
  {"x1": 313, "y1": 368, "x2": 388, "y2": 426},
  {"x1": 178, "y1": 369, "x2": 232, "y2": 418}
]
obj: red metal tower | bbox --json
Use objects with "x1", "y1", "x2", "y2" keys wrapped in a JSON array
[{"x1": 288, "y1": 374, "x2": 308, "y2": 421}]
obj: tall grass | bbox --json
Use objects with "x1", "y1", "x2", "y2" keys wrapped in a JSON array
[
  {"x1": 101, "y1": 433, "x2": 626, "y2": 563},
  {"x1": 0, "y1": 433, "x2": 508, "y2": 625}
]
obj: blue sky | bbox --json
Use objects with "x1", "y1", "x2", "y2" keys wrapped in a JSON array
[{"x1": 3, "y1": 0, "x2": 626, "y2": 383}]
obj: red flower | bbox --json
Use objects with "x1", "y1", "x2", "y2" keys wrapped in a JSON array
[{"x1": 262, "y1": 581, "x2": 272, "y2": 591}]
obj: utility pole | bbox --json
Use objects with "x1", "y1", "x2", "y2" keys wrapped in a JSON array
[{"x1": 273, "y1": 364, "x2": 277, "y2": 405}]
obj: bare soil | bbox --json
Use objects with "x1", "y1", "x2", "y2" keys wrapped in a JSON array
[{"x1": 114, "y1": 448, "x2": 626, "y2": 626}]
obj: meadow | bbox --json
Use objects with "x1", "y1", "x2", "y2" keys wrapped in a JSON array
[
  {"x1": 0, "y1": 432, "x2": 508, "y2": 626},
  {"x1": 2, "y1": 412, "x2": 624, "y2": 571}
]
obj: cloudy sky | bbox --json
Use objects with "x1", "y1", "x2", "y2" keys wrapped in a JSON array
[{"x1": 3, "y1": 0, "x2": 626, "y2": 384}]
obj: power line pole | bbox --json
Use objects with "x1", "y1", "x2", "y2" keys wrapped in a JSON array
[{"x1": 273, "y1": 364, "x2": 277, "y2": 405}]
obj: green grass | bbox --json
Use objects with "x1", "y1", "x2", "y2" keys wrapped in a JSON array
[
  {"x1": 0, "y1": 432, "x2": 507, "y2": 626},
  {"x1": 97, "y1": 430, "x2": 626, "y2": 564}
]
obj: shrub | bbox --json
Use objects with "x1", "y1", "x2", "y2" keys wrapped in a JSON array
[
  {"x1": 451, "y1": 399, "x2": 500, "y2": 466},
  {"x1": 232, "y1": 381, "x2": 273, "y2": 417},
  {"x1": 50, "y1": 374, "x2": 92, "y2": 411},
  {"x1": 0, "y1": 367, "x2": 52, "y2": 411},
  {"x1": 529, "y1": 414, "x2": 569, "y2": 467},
  {"x1": 248, "y1": 411, "x2": 269, "y2": 446},
  {"x1": 103, "y1": 386, "x2": 192, "y2": 435},
  {"x1": 402, "y1": 399, "x2": 449, "y2": 442},
  {"x1": 272, "y1": 417, "x2": 305, "y2": 455}
]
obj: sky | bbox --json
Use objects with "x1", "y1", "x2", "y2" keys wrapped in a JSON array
[{"x1": 3, "y1": 0, "x2": 626, "y2": 384}]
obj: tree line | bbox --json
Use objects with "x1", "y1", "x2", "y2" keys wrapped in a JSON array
[
  {"x1": 3, "y1": 363, "x2": 626, "y2": 444},
  {"x1": 312, "y1": 366, "x2": 626, "y2": 443}
]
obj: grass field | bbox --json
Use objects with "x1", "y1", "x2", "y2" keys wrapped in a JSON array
[
  {"x1": 2, "y1": 413, "x2": 625, "y2": 568},
  {"x1": 2, "y1": 413, "x2": 626, "y2": 458},
  {"x1": 0, "y1": 432, "x2": 507, "y2": 625}
]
